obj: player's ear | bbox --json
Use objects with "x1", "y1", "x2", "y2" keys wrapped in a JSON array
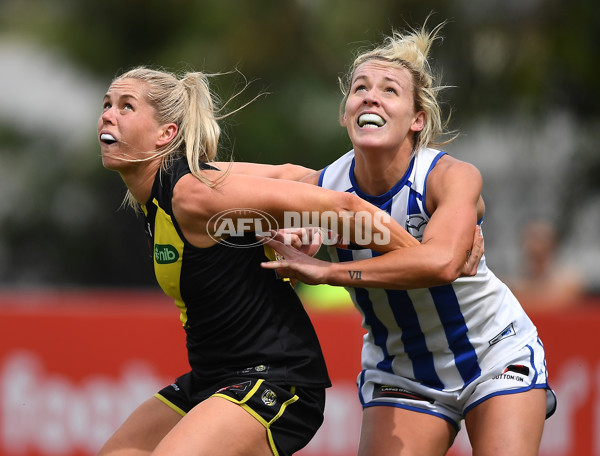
[
  {"x1": 411, "y1": 111, "x2": 425, "y2": 132},
  {"x1": 341, "y1": 111, "x2": 348, "y2": 127},
  {"x1": 157, "y1": 123, "x2": 177, "y2": 147}
]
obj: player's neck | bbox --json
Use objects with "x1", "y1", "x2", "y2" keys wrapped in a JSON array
[
  {"x1": 119, "y1": 160, "x2": 161, "y2": 205},
  {"x1": 352, "y1": 147, "x2": 412, "y2": 196}
]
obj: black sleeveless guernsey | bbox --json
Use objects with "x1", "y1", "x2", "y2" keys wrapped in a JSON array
[{"x1": 142, "y1": 155, "x2": 331, "y2": 389}]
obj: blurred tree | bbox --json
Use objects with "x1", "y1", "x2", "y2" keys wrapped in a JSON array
[{"x1": 0, "y1": 0, "x2": 598, "y2": 287}]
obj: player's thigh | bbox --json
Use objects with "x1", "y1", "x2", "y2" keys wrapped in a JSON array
[
  {"x1": 152, "y1": 396, "x2": 272, "y2": 456},
  {"x1": 465, "y1": 388, "x2": 547, "y2": 456},
  {"x1": 97, "y1": 396, "x2": 182, "y2": 456},
  {"x1": 358, "y1": 406, "x2": 456, "y2": 456}
]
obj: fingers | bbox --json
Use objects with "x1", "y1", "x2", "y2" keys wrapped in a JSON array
[
  {"x1": 471, "y1": 225, "x2": 484, "y2": 257},
  {"x1": 477, "y1": 225, "x2": 484, "y2": 252},
  {"x1": 256, "y1": 237, "x2": 290, "y2": 277},
  {"x1": 265, "y1": 229, "x2": 302, "y2": 249},
  {"x1": 463, "y1": 226, "x2": 484, "y2": 276},
  {"x1": 257, "y1": 234, "x2": 292, "y2": 257},
  {"x1": 260, "y1": 260, "x2": 281, "y2": 270},
  {"x1": 257, "y1": 229, "x2": 324, "y2": 283},
  {"x1": 282, "y1": 227, "x2": 322, "y2": 250},
  {"x1": 303, "y1": 229, "x2": 323, "y2": 257},
  {"x1": 258, "y1": 228, "x2": 323, "y2": 253}
]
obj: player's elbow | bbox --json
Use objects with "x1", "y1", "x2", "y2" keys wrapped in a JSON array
[
  {"x1": 278, "y1": 163, "x2": 314, "y2": 181},
  {"x1": 326, "y1": 192, "x2": 363, "y2": 236},
  {"x1": 431, "y1": 253, "x2": 464, "y2": 284},
  {"x1": 330, "y1": 192, "x2": 363, "y2": 216},
  {"x1": 340, "y1": 192, "x2": 366, "y2": 215}
]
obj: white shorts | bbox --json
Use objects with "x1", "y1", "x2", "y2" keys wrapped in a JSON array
[{"x1": 357, "y1": 335, "x2": 557, "y2": 430}]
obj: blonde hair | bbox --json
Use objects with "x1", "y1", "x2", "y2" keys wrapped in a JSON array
[
  {"x1": 338, "y1": 21, "x2": 456, "y2": 152},
  {"x1": 114, "y1": 66, "x2": 220, "y2": 175},
  {"x1": 110, "y1": 67, "x2": 257, "y2": 209}
]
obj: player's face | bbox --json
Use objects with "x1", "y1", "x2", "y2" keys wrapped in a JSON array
[
  {"x1": 98, "y1": 78, "x2": 165, "y2": 171},
  {"x1": 342, "y1": 61, "x2": 425, "y2": 154}
]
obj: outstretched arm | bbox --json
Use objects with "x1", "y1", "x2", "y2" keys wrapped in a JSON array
[
  {"x1": 261, "y1": 156, "x2": 485, "y2": 289},
  {"x1": 261, "y1": 226, "x2": 484, "y2": 289},
  {"x1": 172, "y1": 169, "x2": 418, "y2": 251},
  {"x1": 212, "y1": 161, "x2": 317, "y2": 181}
]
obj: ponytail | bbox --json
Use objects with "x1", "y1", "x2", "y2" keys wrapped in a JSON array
[{"x1": 180, "y1": 73, "x2": 221, "y2": 186}]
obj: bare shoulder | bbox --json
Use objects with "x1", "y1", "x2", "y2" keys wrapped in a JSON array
[
  {"x1": 426, "y1": 154, "x2": 484, "y2": 216},
  {"x1": 171, "y1": 173, "x2": 221, "y2": 247},
  {"x1": 173, "y1": 173, "x2": 212, "y2": 214},
  {"x1": 434, "y1": 154, "x2": 481, "y2": 175},
  {"x1": 429, "y1": 154, "x2": 482, "y2": 188}
]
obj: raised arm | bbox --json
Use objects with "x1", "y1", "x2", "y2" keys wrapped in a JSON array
[
  {"x1": 261, "y1": 156, "x2": 485, "y2": 289},
  {"x1": 212, "y1": 161, "x2": 316, "y2": 181},
  {"x1": 172, "y1": 169, "x2": 419, "y2": 251}
]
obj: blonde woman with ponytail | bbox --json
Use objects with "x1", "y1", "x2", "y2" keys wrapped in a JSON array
[
  {"x1": 261, "y1": 22, "x2": 556, "y2": 455},
  {"x1": 97, "y1": 65, "x2": 468, "y2": 456}
]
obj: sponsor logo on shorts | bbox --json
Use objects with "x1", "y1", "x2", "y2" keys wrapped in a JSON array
[
  {"x1": 488, "y1": 323, "x2": 516, "y2": 346},
  {"x1": 505, "y1": 364, "x2": 530, "y2": 376},
  {"x1": 216, "y1": 380, "x2": 252, "y2": 394},
  {"x1": 492, "y1": 364, "x2": 530, "y2": 382},
  {"x1": 170, "y1": 383, "x2": 180, "y2": 391},
  {"x1": 261, "y1": 389, "x2": 277, "y2": 406},
  {"x1": 373, "y1": 384, "x2": 434, "y2": 404},
  {"x1": 238, "y1": 364, "x2": 270, "y2": 375}
]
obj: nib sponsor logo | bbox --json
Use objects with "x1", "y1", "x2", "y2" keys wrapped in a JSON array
[{"x1": 154, "y1": 244, "x2": 179, "y2": 264}]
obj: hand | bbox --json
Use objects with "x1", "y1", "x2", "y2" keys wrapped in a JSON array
[
  {"x1": 259, "y1": 234, "x2": 332, "y2": 285},
  {"x1": 264, "y1": 227, "x2": 323, "y2": 257},
  {"x1": 461, "y1": 225, "x2": 484, "y2": 277}
]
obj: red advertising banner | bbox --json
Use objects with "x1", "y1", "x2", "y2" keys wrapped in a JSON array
[{"x1": 0, "y1": 290, "x2": 598, "y2": 456}]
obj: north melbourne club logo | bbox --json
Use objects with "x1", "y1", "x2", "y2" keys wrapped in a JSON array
[{"x1": 406, "y1": 214, "x2": 427, "y2": 241}]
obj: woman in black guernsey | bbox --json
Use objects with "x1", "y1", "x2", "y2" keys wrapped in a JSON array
[
  {"x1": 145, "y1": 156, "x2": 328, "y2": 385},
  {"x1": 97, "y1": 67, "x2": 419, "y2": 456}
]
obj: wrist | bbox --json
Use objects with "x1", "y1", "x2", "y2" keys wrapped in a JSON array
[{"x1": 327, "y1": 262, "x2": 356, "y2": 287}]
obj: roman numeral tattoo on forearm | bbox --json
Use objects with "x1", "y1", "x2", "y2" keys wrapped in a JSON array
[{"x1": 348, "y1": 270, "x2": 362, "y2": 280}]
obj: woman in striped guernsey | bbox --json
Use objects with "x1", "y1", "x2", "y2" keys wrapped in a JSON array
[
  {"x1": 95, "y1": 65, "x2": 459, "y2": 456},
  {"x1": 262, "y1": 22, "x2": 557, "y2": 456}
]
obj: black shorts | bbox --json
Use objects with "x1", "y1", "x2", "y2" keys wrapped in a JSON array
[{"x1": 155, "y1": 373, "x2": 326, "y2": 456}]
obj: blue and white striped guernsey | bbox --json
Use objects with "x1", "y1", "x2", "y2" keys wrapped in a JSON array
[{"x1": 319, "y1": 147, "x2": 538, "y2": 392}]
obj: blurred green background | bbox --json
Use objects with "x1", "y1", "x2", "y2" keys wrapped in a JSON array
[{"x1": 1, "y1": 0, "x2": 598, "y2": 291}]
